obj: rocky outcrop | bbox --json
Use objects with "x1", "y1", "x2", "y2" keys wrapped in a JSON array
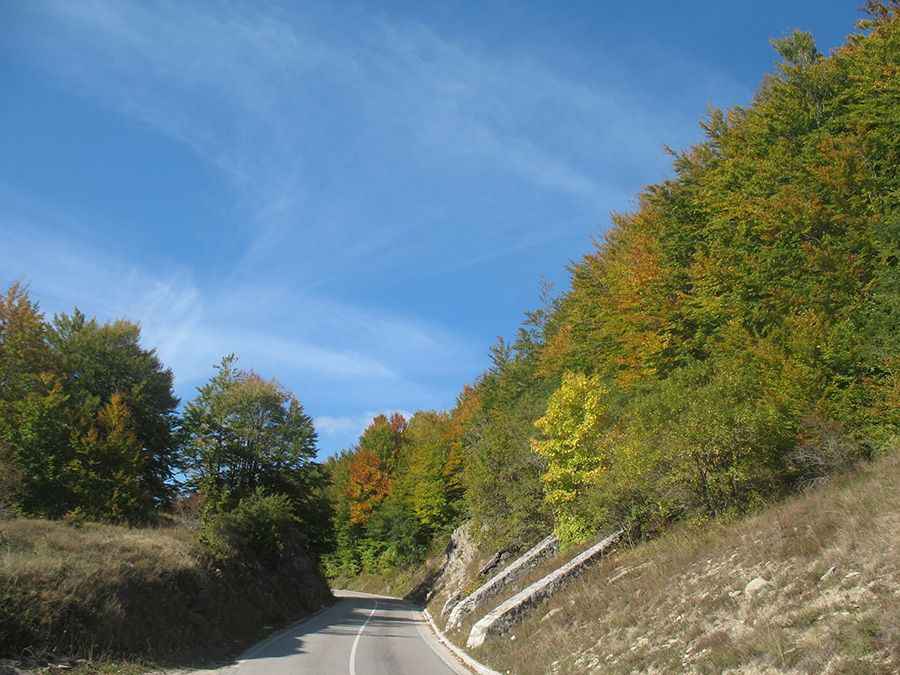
[
  {"x1": 421, "y1": 522, "x2": 478, "y2": 611},
  {"x1": 467, "y1": 529, "x2": 623, "y2": 649},
  {"x1": 446, "y1": 533, "x2": 559, "y2": 630},
  {"x1": 477, "y1": 548, "x2": 509, "y2": 578}
]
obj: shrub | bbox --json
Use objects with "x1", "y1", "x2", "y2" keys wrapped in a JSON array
[
  {"x1": 658, "y1": 356, "x2": 793, "y2": 516},
  {"x1": 0, "y1": 444, "x2": 21, "y2": 518},
  {"x1": 787, "y1": 416, "x2": 872, "y2": 488},
  {"x1": 200, "y1": 490, "x2": 300, "y2": 566}
]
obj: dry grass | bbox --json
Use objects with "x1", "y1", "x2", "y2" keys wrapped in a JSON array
[
  {"x1": 465, "y1": 449, "x2": 900, "y2": 674},
  {"x1": 0, "y1": 517, "x2": 331, "y2": 672},
  {"x1": 334, "y1": 561, "x2": 437, "y2": 598},
  {"x1": 0, "y1": 517, "x2": 197, "y2": 579}
]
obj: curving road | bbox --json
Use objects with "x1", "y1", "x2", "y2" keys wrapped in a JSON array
[{"x1": 199, "y1": 590, "x2": 469, "y2": 675}]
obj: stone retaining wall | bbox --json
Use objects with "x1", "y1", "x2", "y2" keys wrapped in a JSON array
[
  {"x1": 466, "y1": 529, "x2": 623, "y2": 649},
  {"x1": 445, "y1": 533, "x2": 559, "y2": 630}
]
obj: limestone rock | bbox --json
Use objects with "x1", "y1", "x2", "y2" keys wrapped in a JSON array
[
  {"x1": 441, "y1": 590, "x2": 462, "y2": 617},
  {"x1": 541, "y1": 607, "x2": 563, "y2": 623},
  {"x1": 448, "y1": 533, "x2": 559, "y2": 630},
  {"x1": 744, "y1": 577, "x2": 769, "y2": 597}
]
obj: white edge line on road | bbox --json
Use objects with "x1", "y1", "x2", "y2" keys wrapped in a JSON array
[
  {"x1": 422, "y1": 608, "x2": 501, "y2": 675},
  {"x1": 349, "y1": 598, "x2": 379, "y2": 675}
]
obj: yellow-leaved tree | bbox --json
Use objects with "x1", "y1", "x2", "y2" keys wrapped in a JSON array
[{"x1": 532, "y1": 371, "x2": 608, "y2": 544}]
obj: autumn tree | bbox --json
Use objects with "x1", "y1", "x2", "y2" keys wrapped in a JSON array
[
  {"x1": 532, "y1": 372, "x2": 609, "y2": 544},
  {"x1": 0, "y1": 285, "x2": 180, "y2": 523},
  {"x1": 346, "y1": 446, "x2": 391, "y2": 526},
  {"x1": 50, "y1": 310, "x2": 180, "y2": 511}
]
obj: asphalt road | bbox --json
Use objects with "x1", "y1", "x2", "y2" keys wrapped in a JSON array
[{"x1": 200, "y1": 590, "x2": 469, "y2": 675}]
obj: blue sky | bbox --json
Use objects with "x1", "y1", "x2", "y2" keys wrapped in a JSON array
[{"x1": 1, "y1": 1, "x2": 859, "y2": 456}]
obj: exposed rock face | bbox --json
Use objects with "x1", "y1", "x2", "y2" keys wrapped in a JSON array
[
  {"x1": 426, "y1": 522, "x2": 478, "y2": 613},
  {"x1": 477, "y1": 549, "x2": 508, "y2": 578},
  {"x1": 467, "y1": 529, "x2": 623, "y2": 649},
  {"x1": 440, "y1": 590, "x2": 463, "y2": 617},
  {"x1": 446, "y1": 533, "x2": 559, "y2": 630}
]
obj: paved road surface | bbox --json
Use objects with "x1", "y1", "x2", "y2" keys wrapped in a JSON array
[{"x1": 200, "y1": 590, "x2": 468, "y2": 675}]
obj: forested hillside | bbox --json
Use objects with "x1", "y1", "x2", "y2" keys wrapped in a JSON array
[{"x1": 323, "y1": 2, "x2": 900, "y2": 579}]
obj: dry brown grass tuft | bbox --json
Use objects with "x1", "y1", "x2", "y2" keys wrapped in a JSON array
[{"x1": 465, "y1": 449, "x2": 900, "y2": 674}]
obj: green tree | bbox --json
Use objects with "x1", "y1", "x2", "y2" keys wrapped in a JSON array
[
  {"x1": 49, "y1": 310, "x2": 180, "y2": 512},
  {"x1": 68, "y1": 393, "x2": 148, "y2": 522},
  {"x1": 0, "y1": 285, "x2": 180, "y2": 523},
  {"x1": 0, "y1": 283, "x2": 55, "y2": 513},
  {"x1": 404, "y1": 411, "x2": 453, "y2": 531},
  {"x1": 463, "y1": 337, "x2": 553, "y2": 549},
  {"x1": 182, "y1": 355, "x2": 327, "y2": 552},
  {"x1": 2, "y1": 374, "x2": 72, "y2": 517}
]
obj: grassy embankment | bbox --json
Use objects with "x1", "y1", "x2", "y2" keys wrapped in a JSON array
[
  {"x1": 455, "y1": 448, "x2": 900, "y2": 674},
  {"x1": 0, "y1": 518, "x2": 332, "y2": 674}
]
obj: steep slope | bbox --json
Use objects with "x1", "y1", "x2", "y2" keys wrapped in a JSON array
[
  {"x1": 462, "y1": 450, "x2": 900, "y2": 674},
  {"x1": 0, "y1": 518, "x2": 332, "y2": 671}
]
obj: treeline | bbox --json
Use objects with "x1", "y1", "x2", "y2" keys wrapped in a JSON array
[
  {"x1": 322, "y1": 409, "x2": 470, "y2": 576},
  {"x1": 323, "y1": 4, "x2": 900, "y2": 576},
  {"x1": 0, "y1": 283, "x2": 329, "y2": 565}
]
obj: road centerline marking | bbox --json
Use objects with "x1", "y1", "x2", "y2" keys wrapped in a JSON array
[{"x1": 349, "y1": 598, "x2": 379, "y2": 675}]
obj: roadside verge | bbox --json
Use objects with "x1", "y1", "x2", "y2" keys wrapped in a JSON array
[{"x1": 422, "y1": 608, "x2": 500, "y2": 675}]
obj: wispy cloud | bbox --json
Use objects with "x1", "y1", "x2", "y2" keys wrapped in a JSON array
[
  {"x1": 0, "y1": 208, "x2": 473, "y2": 400},
  {"x1": 13, "y1": 0, "x2": 744, "y2": 280},
  {"x1": 4, "y1": 0, "x2": 749, "y2": 456}
]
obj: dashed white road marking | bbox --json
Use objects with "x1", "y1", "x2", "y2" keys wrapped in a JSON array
[{"x1": 349, "y1": 599, "x2": 379, "y2": 675}]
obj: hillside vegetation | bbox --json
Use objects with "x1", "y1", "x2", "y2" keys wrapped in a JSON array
[
  {"x1": 0, "y1": 517, "x2": 330, "y2": 671},
  {"x1": 1, "y1": 2, "x2": 898, "y2": 672},
  {"x1": 323, "y1": 1, "x2": 900, "y2": 586}
]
